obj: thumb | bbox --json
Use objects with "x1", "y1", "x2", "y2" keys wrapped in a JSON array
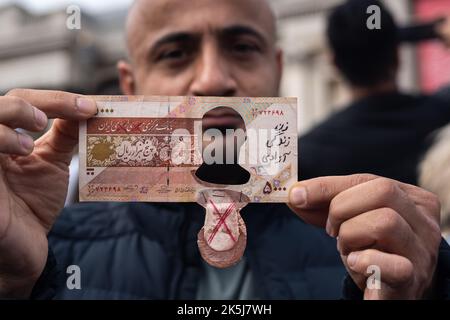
[{"x1": 288, "y1": 174, "x2": 378, "y2": 228}]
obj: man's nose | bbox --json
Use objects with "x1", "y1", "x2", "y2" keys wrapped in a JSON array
[{"x1": 189, "y1": 45, "x2": 238, "y2": 97}]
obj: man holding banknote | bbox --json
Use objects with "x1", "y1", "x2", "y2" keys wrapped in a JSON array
[{"x1": 0, "y1": 0, "x2": 449, "y2": 300}]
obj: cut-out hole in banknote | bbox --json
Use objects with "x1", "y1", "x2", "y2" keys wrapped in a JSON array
[
  {"x1": 195, "y1": 107, "x2": 250, "y2": 186},
  {"x1": 79, "y1": 96, "x2": 298, "y2": 268}
]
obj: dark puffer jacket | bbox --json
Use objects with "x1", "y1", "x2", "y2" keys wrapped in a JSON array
[
  {"x1": 43, "y1": 202, "x2": 347, "y2": 299},
  {"x1": 30, "y1": 201, "x2": 450, "y2": 300}
]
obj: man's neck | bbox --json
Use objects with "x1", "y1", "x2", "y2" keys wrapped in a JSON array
[{"x1": 350, "y1": 81, "x2": 398, "y2": 101}]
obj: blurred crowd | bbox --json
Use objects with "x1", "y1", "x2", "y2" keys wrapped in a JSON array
[{"x1": 297, "y1": 0, "x2": 450, "y2": 243}]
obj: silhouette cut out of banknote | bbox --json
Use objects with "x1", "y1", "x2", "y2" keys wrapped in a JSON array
[{"x1": 79, "y1": 96, "x2": 298, "y2": 203}]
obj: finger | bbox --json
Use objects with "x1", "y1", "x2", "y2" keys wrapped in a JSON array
[
  {"x1": 288, "y1": 174, "x2": 379, "y2": 227},
  {"x1": 337, "y1": 208, "x2": 417, "y2": 257},
  {"x1": 363, "y1": 281, "x2": 395, "y2": 300},
  {"x1": 346, "y1": 249, "x2": 414, "y2": 294},
  {"x1": 327, "y1": 177, "x2": 427, "y2": 237},
  {"x1": 6, "y1": 89, "x2": 97, "y2": 120},
  {"x1": 34, "y1": 119, "x2": 79, "y2": 165},
  {"x1": 0, "y1": 96, "x2": 48, "y2": 131},
  {"x1": 0, "y1": 124, "x2": 34, "y2": 155}
]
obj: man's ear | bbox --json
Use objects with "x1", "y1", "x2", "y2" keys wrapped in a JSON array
[{"x1": 117, "y1": 60, "x2": 136, "y2": 95}]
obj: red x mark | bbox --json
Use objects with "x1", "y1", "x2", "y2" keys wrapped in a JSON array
[{"x1": 207, "y1": 200, "x2": 237, "y2": 244}]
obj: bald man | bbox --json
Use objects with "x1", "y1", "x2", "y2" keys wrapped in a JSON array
[{"x1": 0, "y1": 0, "x2": 448, "y2": 300}]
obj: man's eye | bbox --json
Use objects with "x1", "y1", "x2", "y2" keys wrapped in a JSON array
[
  {"x1": 156, "y1": 48, "x2": 191, "y2": 63},
  {"x1": 232, "y1": 42, "x2": 259, "y2": 54},
  {"x1": 159, "y1": 49, "x2": 188, "y2": 61}
]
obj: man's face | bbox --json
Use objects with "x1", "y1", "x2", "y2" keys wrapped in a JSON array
[{"x1": 119, "y1": 0, "x2": 282, "y2": 97}]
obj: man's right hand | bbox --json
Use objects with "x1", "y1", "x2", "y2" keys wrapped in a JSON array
[{"x1": 0, "y1": 89, "x2": 96, "y2": 298}]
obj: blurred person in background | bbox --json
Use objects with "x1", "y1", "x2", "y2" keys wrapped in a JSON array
[
  {"x1": 0, "y1": 0, "x2": 448, "y2": 301},
  {"x1": 420, "y1": 125, "x2": 450, "y2": 244},
  {"x1": 300, "y1": 0, "x2": 450, "y2": 185},
  {"x1": 419, "y1": 15, "x2": 450, "y2": 245}
]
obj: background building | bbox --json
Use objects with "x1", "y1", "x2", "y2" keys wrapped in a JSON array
[{"x1": 0, "y1": 4, "x2": 126, "y2": 95}]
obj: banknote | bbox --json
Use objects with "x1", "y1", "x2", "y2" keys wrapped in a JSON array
[{"x1": 79, "y1": 96, "x2": 298, "y2": 203}]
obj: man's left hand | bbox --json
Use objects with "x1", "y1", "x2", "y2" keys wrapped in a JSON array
[{"x1": 288, "y1": 174, "x2": 441, "y2": 300}]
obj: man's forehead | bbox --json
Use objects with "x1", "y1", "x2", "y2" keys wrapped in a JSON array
[{"x1": 127, "y1": 0, "x2": 276, "y2": 54}]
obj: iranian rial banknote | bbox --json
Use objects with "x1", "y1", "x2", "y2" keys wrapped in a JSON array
[{"x1": 79, "y1": 96, "x2": 298, "y2": 203}]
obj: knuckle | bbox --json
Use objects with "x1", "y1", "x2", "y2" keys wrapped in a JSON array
[
  {"x1": 357, "y1": 251, "x2": 374, "y2": 269},
  {"x1": 50, "y1": 90, "x2": 74, "y2": 107},
  {"x1": 0, "y1": 126, "x2": 16, "y2": 153},
  {"x1": 318, "y1": 180, "x2": 334, "y2": 200},
  {"x1": 427, "y1": 192, "x2": 441, "y2": 218},
  {"x1": 1, "y1": 96, "x2": 32, "y2": 127},
  {"x1": 337, "y1": 223, "x2": 354, "y2": 254},
  {"x1": 318, "y1": 181, "x2": 329, "y2": 197},
  {"x1": 427, "y1": 220, "x2": 442, "y2": 253},
  {"x1": 349, "y1": 173, "x2": 377, "y2": 186},
  {"x1": 328, "y1": 197, "x2": 343, "y2": 222},
  {"x1": 374, "y1": 178, "x2": 398, "y2": 200},
  {"x1": 375, "y1": 208, "x2": 401, "y2": 235},
  {"x1": 393, "y1": 258, "x2": 414, "y2": 285},
  {"x1": 428, "y1": 245, "x2": 439, "y2": 268},
  {"x1": 50, "y1": 90, "x2": 65, "y2": 100},
  {"x1": 4, "y1": 95, "x2": 27, "y2": 108},
  {"x1": 416, "y1": 271, "x2": 428, "y2": 292},
  {"x1": 337, "y1": 222, "x2": 351, "y2": 244},
  {"x1": 5, "y1": 88, "x2": 25, "y2": 97},
  {"x1": 428, "y1": 191, "x2": 440, "y2": 206},
  {"x1": 327, "y1": 190, "x2": 346, "y2": 228},
  {"x1": 49, "y1": 91, "x2": 79, "y2": 115}
]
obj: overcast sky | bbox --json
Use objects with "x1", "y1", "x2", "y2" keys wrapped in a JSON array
[{"x1": 0, "y1": 0, "x2": 133, "y2": 13}]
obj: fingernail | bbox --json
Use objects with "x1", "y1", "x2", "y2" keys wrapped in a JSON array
[
  {"x1": 326, "y1": 220, "x2": 334, "y2": 237},
  {"x1": 347, "y1": 252, "x2": 359, "y2": 268},
  {"x1": 336, "y1": 239, "x2": 341, "y2": 252},
  {"x1": 76, "y1": 98, "x2": 97, "y2": 115},
  {"x1": 290, "y1": 186, "x2": 307, "y2": 207},
  {"x1": 34, "y1": 107, "x2": 48, "y2": 129},
  {"x1": 18, "y1": 133, "x2": 34, "y2": 151}
]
